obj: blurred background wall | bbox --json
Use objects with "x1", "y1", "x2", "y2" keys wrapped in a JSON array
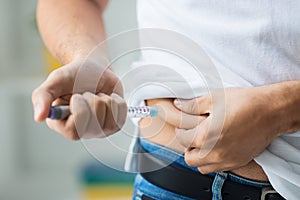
[{"x1": 0, "y1": 0, "x2": 138, "y2": 199}]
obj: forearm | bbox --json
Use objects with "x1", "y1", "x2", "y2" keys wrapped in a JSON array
[
  {"x1": 37, "y1": 0, "x2": 108, "y2": 64},
  {"x1": 262, "y1": 80, "x2": 300, "y2": 135}
]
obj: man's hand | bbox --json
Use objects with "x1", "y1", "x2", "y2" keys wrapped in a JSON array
[
  {"x1": 32, "y1": 58, "x2": 127, "y2": 140},
  {"x1": 34, "y1": 0, "x2": 126, "y2": 140},
  {"x1": 174, "y1": 87, "x2": 281, "y2": 174}
]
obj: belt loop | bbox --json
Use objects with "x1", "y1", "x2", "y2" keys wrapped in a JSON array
[
  {"x1": 261, "y1": 187, "x2": 280, "y2": 200},
  {"x1": 212, "y1": 172, "x2": 228, "y2": 200}
]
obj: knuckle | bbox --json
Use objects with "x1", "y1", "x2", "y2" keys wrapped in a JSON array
[
  {"x1": 105, "y1": 122, "x2": 120, "y2": 133},
  {"x1": 110, "y1": 75, "x2": 119, "y2": 86},
  {"x1": 185, "y1": 157, "x2": 193, "y2": 166},
  {"x1": 81, "y1": 132, "x2": 95, "y2": 139},
  {"x1": 114, "y1": 125, "x2": 121, "y2": 132},
  {"x1": 101, "y1": 129, "x2": 115, "y2": 138},
  {"x1": 100, "y1": 95, "x2": 112, "y2": 106},
  {"x1": 100, "y1": 71, "x2": 121, "y2": 94},
  {"x1": 48, "y1": 68, "x2": 62, "y2": 79},
  {"x1": 185, "y1": 155, "x2": 196, "y2": 166},
  {"x1": 65, "y1": 126, "x2": 80, "y2": 140},
  {"x1": 198, "y1": 167, "x2": 210, "y2": 174},
  {"x1": 65, "y1": 132, "x2": 80, "y2": 141},
  {"x1": 82, "y1": 92, "x2": 92, "y2": 100},
  {"x1": 112, "y1": 94, "x2": 125, "y2": 105}
]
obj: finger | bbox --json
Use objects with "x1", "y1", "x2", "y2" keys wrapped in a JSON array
[
  {"x1": 82, "y1": 92, "x2": 123, "y2": 137},
  {"x1": 99, "y1": 93, "x2": 121, "y2": 135},
  {"x1": 46, "y1": 115, "x2": 80, "y2": 141},
  {"x1": 52, "y1": 94, "x2": 72, "y2": 106},
  {"x1": 184, "y1": 148, "x2": 230, "y2": 174},
  {"x1": 197, "y1": 165, "x2": 230, "y2": 174},
  {"x1": 108, "y1": 71, "x2": 124, "y2": 97},
  {"x1": 84, "y1": 92, "x2": 106, "y2": 127},
  {"x1": 32, "y1": 67, "x2": 74, "y2": 122},
  {"x1": 184, "y1": 148, "x2": 216, "y2": 167},
  {"x1": 32, "y1": 88, "x2": 55, "y2": 122},
  {"x1": 82, "y1": 92, "x2": 108, "y2": 138},
  {"x1": 71, "y1": 94, "x2": 91, "y2": 138},
  {"x1": 148, "y1": 99, "x2": 206, "y2": 129},
  {"x1": 197, "y1": 159, "x2": 242, "y2": 174},
  {"x1": 174, "y1": 95, "x2": 212, "y2": 115},
  {"x1": 46, "y1": 94, "x2": 90, "y2": 140},
  {"x1": 176, "y1": 119, "x2": 209, "y2": 148},
  {"x1": 111, "y1": 93, "x2": 127, "y2": 130}
]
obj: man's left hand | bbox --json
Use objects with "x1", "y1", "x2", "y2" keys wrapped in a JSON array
[{"x1": 174, "y1": 87, "x2": 280, "y2": 174}]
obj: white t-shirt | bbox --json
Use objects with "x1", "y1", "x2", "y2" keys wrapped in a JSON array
[{"x1": 125, "y1": 1, "x2": 300, "y2": 199}]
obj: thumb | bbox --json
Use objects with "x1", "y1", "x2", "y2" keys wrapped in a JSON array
[
  {"x1": 32, "y1": 87, "x2": 54, "y2": 122},
  {"x1": 174, "y1": 95, "x2": 211, "y2": 115},
  {"x1": 32, "y1": 67, "x2": 75, "y2": 122}
]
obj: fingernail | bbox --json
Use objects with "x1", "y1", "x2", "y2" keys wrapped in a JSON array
[{"x1": 174, "y1": 99, "x2": 181, "y2": 108}]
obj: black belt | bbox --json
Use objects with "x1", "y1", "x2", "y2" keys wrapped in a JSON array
[{"x1": 138, "y1": 146, "x2": 285, "y2": 200}]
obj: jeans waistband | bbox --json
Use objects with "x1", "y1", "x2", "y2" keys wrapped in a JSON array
[{"x1": 139, "y1": 138, "x2": 271, "y2": 188}]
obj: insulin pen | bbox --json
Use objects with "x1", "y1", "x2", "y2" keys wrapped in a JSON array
[{"x1": 48, "y1": 105, "x2": 158, "y2": 120}]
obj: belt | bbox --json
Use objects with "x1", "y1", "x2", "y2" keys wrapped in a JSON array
[{"x1": 138, "y1": 146, "x2": 285, "y2": 200}]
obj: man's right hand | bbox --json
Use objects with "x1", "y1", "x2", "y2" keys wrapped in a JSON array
[{"x1": 32, "y1": 58, "x2": 127, "y2": 140}]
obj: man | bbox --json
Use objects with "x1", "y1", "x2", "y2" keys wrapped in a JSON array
[{"x1": 32, "y1": 0, "x2": 300, "y2": 199}]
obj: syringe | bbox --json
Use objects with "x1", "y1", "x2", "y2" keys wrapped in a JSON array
[{"x1": 48, "y1": 105, "x2": 158, "y2": 120}]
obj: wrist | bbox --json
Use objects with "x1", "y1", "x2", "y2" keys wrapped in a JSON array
[
  {"x1": 278, "y1": 81, "x2": 300, "y2": 134},
  {"x1": 259, "y1": 81, "x2": 300, "y2": 136}
]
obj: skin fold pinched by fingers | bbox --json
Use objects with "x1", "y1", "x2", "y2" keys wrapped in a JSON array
[{"x1": 172, "y1": 87, "x2": 285, "y2": 174}]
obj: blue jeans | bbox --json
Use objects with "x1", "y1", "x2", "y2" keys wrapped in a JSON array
[{"x1": 132, "y1": 139, "x2": 271, "y2": 200}]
